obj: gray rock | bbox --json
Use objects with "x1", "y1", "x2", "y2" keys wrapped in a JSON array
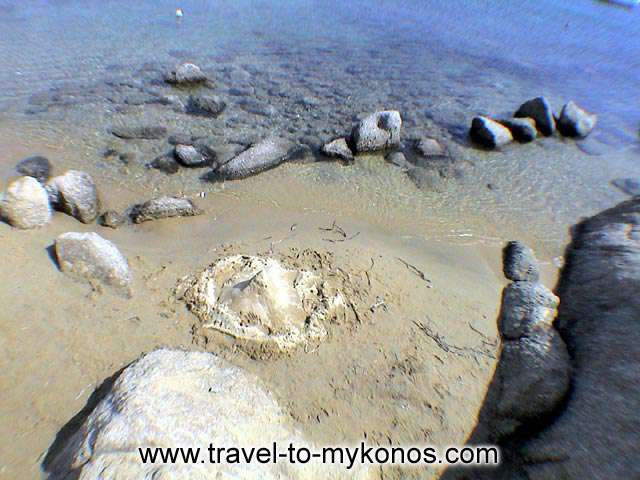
[
  {"x1": 99, "y1": 210, "x2": 125, "y2": 229},
  {"x1": 415, "y1": 137, "x2": 446, "y2": 157},
  {"x1": 158, "y1": 94, "x2": 186, "y2": 112},
  {"x1": 557, "y1": 101, "x2": 597, "y2": 138},
  {"x1": 150, "y1": 154, "x2": 180, "y2": 174},
  {"x1": 499, "y1": 281, "x2": 559, "y2": 340},
  {"x1": 406, "y1": 167, "x2": 447, "y2": 193},
  {"x1": 321, "y1": 138, "x2": 354, "y2": 161},
  {"x1": 612, "y1": 178, "x2": 640, "y2": 196},
  {"x1": 167, "y1": 133, "x2": 194, "y2": 146},
  {"x1": 287, "y1": 143, "x2": 314, "y2": 163},
  {"x1": 503, "y1": 240, "x2": 540, "y2": 281},
  {"x1": 47, "y1": 170, "x2": 100, "y2": 224},
  {"x1": 164, "y1": 62, "x2": 208, "y2": 85},
  {"x1": 351, "y1": 111, "x2": 402, "y2": 152},
  {"x1": 0, "y1": 176, "x2": 52, "y2": 229},
  {"x1": 470, "y1": 116, "x2": 513, "y2": 148},
  {"x1": 187, "y1": 94, "x2": 226, "y2": 117},
  {"x1": 216, "y1": 138, "x2": 292, "y2": 180},
  {"x1": 110, "y1": 124, "x2": 167, "y2": 140},
  {"x1": 175, "y1": 144, "x2": 208, "y2": 168},
  {"x1": 55, "y1": 232, "x2": 132, "y2": 292},
  {"x1": 386, "y1": 152, "x2": 412, "y2": 169},
  {"x1": 16, "y1": 156, "x2": 52, "y2": 184},
  {"x1": 499, "y1": 118, "x2": 538, "y2": 142},
  {"x1": 514, "y1": 97, "x2": 556, "y2": 136},
  {"x1": 44, "y1": 349, "x2": 370, "y2": 479},
  {"x1": 131, "y1": 196, "x2": 202, "y2": 224},
  {"x1": 239, "y1": 99, "x2": 277, "y2": 117}
]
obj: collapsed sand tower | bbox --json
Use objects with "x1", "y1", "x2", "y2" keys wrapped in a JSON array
[{"x1": 181, "y1": 250, "x2": 371, "y2": 356}]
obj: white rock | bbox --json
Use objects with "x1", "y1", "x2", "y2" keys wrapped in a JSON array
[
  {"x1": 1, "y1": 176, "x2": 51, "y2": 229},
  {"x1": 165, "y1": 63, "x2": 208, "y2": 85},
  {"x1": 45, "y1": 349, "x2": 371, "y2": 480},
  {"x1": 351, "y1": 111, "x2": 402, "y2": 152},
  {"x1": 47, "y1": 170, "x2": 100, "y2": 224},
  {"x1": 55, "y1": 232, "x2": 131, "y2": 292}
]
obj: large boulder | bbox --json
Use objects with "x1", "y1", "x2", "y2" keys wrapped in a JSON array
[
  {"x1": 55, "y1": 232, "x2": 132, "y2": 292},
  {"x1": 131, "y1": 196, "x2": 202, "y2": 224},
  {"x1": 216, "y1": 138, "x2": 292, "y2": 180},
  {"x1": 1, "y1": 176, "x2": 52, "y2": 229},
  {"x1": 557, "y1": 101, "x2": 597, "y2": 138},
  {"x1": 44, "y1": 349, "x2": 371, "y2": 480},
  {"x1": 514, "y1": 97, "x2": 556, "y2": 136},
  {"x1": 47, "y1": 170, "x2": 100, "y2": 223},
  {"x1": 351, "y1": 111, "x2": 402, "y2": 152}
]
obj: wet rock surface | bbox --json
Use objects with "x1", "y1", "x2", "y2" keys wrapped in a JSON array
[
  {"x1": 110, "y1": 124, "x2": 167, "y2": 140},
  {"x1": 47, "y1": 170, "x2": 100, "y2": 224},
  {"x1": 149, "y1": 153, "x2": 180, "y2": 174},
  {"x1": 131, "y1": 196, "x2": 202, "y2": 223},
  {"x1": 99, "y1": 210, "x2": 125, "y2": 229},
  {"x1": 187, "y1": 94, "x2": 227, "y2": 117},
  {"x1": 215, "y1": 138, "x2": 292, "y2": 180},
  {"x1": 16, "y1": 156, "x2": 52, "y2": 184},
  {"x1": 175, "y1": 144, "x2": 208, "y2": 167},
  {"x1": 0, "y1": 176, "x2": 52, "y2": 229},
  {"x1": 470, "y1": 116, "x2": 513, "y2": 148},
  {"x1": 557, "y1": 101, "x2": 597, "y2": 138},
  {"x1": 514, "y1": 97, "x2": 556, "y2": 136},
  {"x1": 351, "y1": 110, "x2": 402, "y2": 152},
  {"x1": 164, "y1": 62, "x2": 208, "y2": 85},
  {"x1": 55, "y1": 232, "x2": 132, "y2": 292},
  {"x1": 503, "y1": 240, "x2": 540, "y2": 282},
  {"x1": 321, "y1": 137, "x2": 354, "y2": 161}
]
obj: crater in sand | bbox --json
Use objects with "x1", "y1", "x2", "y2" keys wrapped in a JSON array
[{"x1": 180, "y1": 249, "x2": 371, "y2": 356}]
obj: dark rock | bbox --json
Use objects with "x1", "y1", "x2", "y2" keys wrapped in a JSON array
[
  {"x1": 167, "y1": 133, "x2": 194, "y2": 146},
  {"x1": 110, "y1": 125, "x2": 167, "y2": 140},
  {"x1": 99, "y1": 210, "x2": 126, "y2": 229},
  {"x1": 470, "y1": 116, "x2": 513, "y2": 148},
  {"x1": 287, "y1": 143, "x2": 314, "y2": 163},
  {"x1": 503, "y1": 240, "x2": 540, "y2": 282},
  {"x1": 164, "y1": 63, "x2": 208, "y2": 85},
  {"x1": 499, "y1": 281, "x2": 559, "y2": 340},
  {"x1": 557, "y1": 101, "x2": 597, "y2": 138},
  {"x1": 16, "y1": 156, "x2": 51, "y2": 184},
  {"x1": 215, "y1": 138, "x2": 292, "y2": 180},
  {"x1": 514, "y1": 97, "x2": 556, "y2": 136},
  {"x1": 131, "y1": 197, "x2": 202, "y2": 224},
  {"x1": 321, "y1": 138, "x2": 354, "y2": 161},
  {"x1": 47, "y1": 170, "x2": 100, "y2": 223},
  {"x1": 351, "y1": 111, "x2": 402, "y2": 152},
  {"x1": 612, "y1": 178, "x2": 640, "y2": 196},
  {"x1": 187, "y1": 94, "x2": 226, "y2": 117},
  {"x1": 499, "y1": 118, "x2": 538, "y2": 142},
  {"x1": 150, "y1": 154, "x2": 180, "y2": 174},
  {"x1": 406, "y1": 167, "x2": 447, "y2": 193}
]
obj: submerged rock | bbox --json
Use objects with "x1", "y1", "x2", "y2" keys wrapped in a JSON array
[
  {"x1": 1, "y1": 176, "x2": 52, "y2": 229},
  {"x1": 110, "y1": 124, "x2": 167, "y2": 140},
  {"x1": 386, "y1": 151, "x2": 412, "y2": 169},
  {"x1": 44, "y1": 349, "x2": 371, "y2": 479},
  {"x1": 470, "y1": 116, "x2": 513, "y2": 148},
  {"x1": 187, "y1": 94, "x2": 226, "y2": 117},
  {"x1": 99, "y1": 210, "x2": 125, "y2": 229},
  {"x1": 131, "y1": 196, "x2": 202, "y2": 224},
  {"x1": 351, "y1": 110, "x2": 402, "y2": 152},
  {"x1": 149, "y1": 153, "x2": 180, "y2": 174},
  {"x1": 47, "y1": 170, "x2": 100, "y2": 224},
  {"x1": 515, "y1": 96, "x2": 556, "y2": 136},
  {"x1": 503, "y1": 240, "x2": 540, "y2": 282},
  {"x1": 557, "y1": 101, "x2": 597, "y2": 138},
  {"x1": 321, "y1": 138, "x2": 354, "y2": 161},
  {"x1": 164, "y1": 62, "x2": 208, "y2": 85},
  {"x1": 16, "y1": 156, "x2": 52, "y2": 184},
  {"x1": 407, "y1": 167, "x2": 448, "y2": 193},
  {"x1": 175, "y1": 144, "x2": 209, "y2": 168},
  {"x1": 55, "y1": 232, "x2": 131, "y2": 292},
  {"x1": 612, "y1": 177, "x2": 640, "y2": 196},
  {"x1": 216, "y1": 138, "x2": 292, "y2": 180},
  {"x1": 499, "y1": 118, "x2": 538, "y2": 142}
]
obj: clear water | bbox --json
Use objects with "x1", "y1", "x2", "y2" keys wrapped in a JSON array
[{"x1": 1, "y1": 0, "x2": 639, "y2": 256}]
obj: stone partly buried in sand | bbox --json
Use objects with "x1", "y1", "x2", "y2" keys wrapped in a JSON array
[
  {"x1": 47, "y1": 170, "x2": 100, "y2": 224},
  {"x1": 321, "y1": 137, "x2": 354, "y2": 161},
  {"x1": 131, "y1": 196, "x2": 202, "y2": 224},
  {"x1": 215, "y1": 138, "x2": 292, "y2": 180},
  {"x1": 55, "y1": 232, "x2": 132, "y2": 293},
  {"x1": 44, "y1": 349, "x2": 371, "y2": 479},
  {"x1": 469, "y1": 116, "x2": 513, "y2": 148},
  {"x1": 351, "y1": 110, "x2": 402, "y2": 153},
  {"x1": 557, "y1": 100, "x2": 598, "y2": 138},
  {"x1": 0, "y1": 176, "x2": 52, "y2": 229},
  {"x1": 164, "y1": 62, "x2": 208, "y2": 85},
  {"x1": 180, "y1": 250, "x2": 370, "y2": 357}
]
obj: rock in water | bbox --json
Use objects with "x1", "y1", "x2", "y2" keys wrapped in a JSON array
[
  {"x1": 131, "y1": 196, "x2": 202, "y2": 224},
  {"x1": 557, "y1": 101, "x2": 597, "y2": 138},
  {"x1": 55, "y1": 232, "x2": 131, "y2": 292},
  {"x1": 386, "y1": 151, "x2": 412, "y2": 169},
  {"x1": 514, "y1": 97, "x2": 556, "y2": 136},
  {"x1": 187, "y1": 94, "x2": 226, "y2": 117},
  {"x1": 164, "y1": 62, "x2": 208, "y2": 85},
  {"x1": 498, "y1": 118, "x2": 538, "y2": 142},
  {"x1": 503, "y1": 240, "x2": 540, "y2": 281},
  {"x1": 175, "y1": 144, "x2": 209, "y2": 167},
  {"x1": 469, "y1": 116, "x2": 513, "y2": 148},
  {"x1": 1, "y1": 176, "x2": 51, "y2": 229},
  {"x1": 149, "y1": 153, "x2": 180, "y2": 174},
  {"x1": 47, "y1": 170, "x2": 100, "y2": 223},
  {"x1": 321, "y1": 138, "x2": 354, "y2": 161},
  {"x1": 216, "y1": 138, "x2": 292, "y2": 180},
  {"x1": 351, "y1": 110, "x2": 402, "y2": 152},
  {"x1": 110, "y1": 125, "x2": 167, "y2": 140},
  {"x1": 612, "y1": 178, "x2": 640, "y2": 196},
  {"x1": 16, "y1": 156, "x2": 52, "y2": 184},
  {"x1": 44, "y1": 349, "x2": 371, "y2": 479}
]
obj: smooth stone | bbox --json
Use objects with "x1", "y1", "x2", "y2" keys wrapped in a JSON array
[
  {"x1": 470, "y1": 116, "x2": 513, "y2": 148},
  {"x1": 351, "y1": 110, "x2": 402, "y2": 152},
  {"x1": 149, "y1": 154, "x2": 180, "y2": 174},
  {"x1": 216, "y1": 138, "x2": 292, "y2": 180},
  {"x1": 47, "y1": 170, "x2": 100, "y2": 224},
  {"x1": 175, "y1": 144, "x2": 208, "y2": 168},
  {"x1": 503, "y1": 240, "x2": 540, "y2": 281},
  {"x1": 131, "y1": 196, "x2": 202, "y2": 224},
  {"x1": 499, "y1": 281, "x2": 559, "y2": 340},
  {"x1": 612, "y1": 178, "x2": 640, "y2": 196},
  {"x1": 16, "y1": 156, "x2": 52, "y2": 184},
  {"x1": 515, "y1": 97, "x2": 556, "y2": 136},
  {"x1": 99, "y1": 210, "x2": 125, "y2": 229},
  {"x1": 110, "y1": 125, "x2": 167, "y2": 140},
  {"x1": 499, "y1": 118, "x2": 538, "y2": 142},
  {"x1": 557, "y1": 101, "x2": 597, "y2": 138},
  {"x1": 386, "y1": 151, "x2": 412, "y2": 169},
  {"x1": 321, "y1": 138, "x2": 354, "y2": 161},
  {"x1": 164, "y1": 62, "x2": 208, "y2": 85},
  {"x1": 406, "y1": 167, "x2": 447, "y2": 193},
  {"x1": 1, "y1": 176, "x2": 52, "y2": 229},
  {"x1": 55, "y1": 232, "x2": 132, "y2": 292},
  {"x1": 187, "y1": 94, "x2": 226, "y2": 117},
  {"x1": 415, "y1": 137, "x2": 446, "y2": 157}
]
